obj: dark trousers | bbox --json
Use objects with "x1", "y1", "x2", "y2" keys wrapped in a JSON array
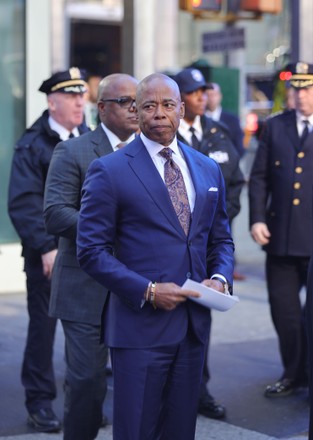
[
  {"x1": 199, "y1": 311, "x2": 212, "y2": 398},
  {"x1": 61, "y1": 320, "x2": 108, "y2": 440},
  {"x1": 266, "y1": 254, "x2": 308, "y2": 383},
  {"x1": 306, "y1": 256, "x2": 313, "y2": 439},
  {"x1": 111, "y1": 329, "x2": 205, "y2": 440},
  {"x1": 22, "y1": 259, "x2": 57, "y2": 413}
]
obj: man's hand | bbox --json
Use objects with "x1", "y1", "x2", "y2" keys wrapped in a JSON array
[
  {"x1": 41, "y1": 249, "x2": 57, "y2": 280},
  {"x1": 153, "y1": 282, "x2": 200, "y2": 311},
  {"x1": 250, "y1": 222, "x2": 271, "y2": 245},
  {"x1": 201, "y1": 278, "x2": 225, "y2": 294}
]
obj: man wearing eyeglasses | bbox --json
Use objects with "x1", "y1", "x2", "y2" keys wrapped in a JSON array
[{"x1": 44, "y1": 73, "x2": 139, "y2": 440}]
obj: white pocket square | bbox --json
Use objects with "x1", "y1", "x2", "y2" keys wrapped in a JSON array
[{"x1": 208, "y1": 187, "x2": 218, "y2": 192}]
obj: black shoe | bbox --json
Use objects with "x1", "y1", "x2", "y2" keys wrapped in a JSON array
[
  {"x1": 264, "y1": 378, "x2": 295, "y2": 398},
  {"x1": 27, "y1": 408, "x2": 62, "y2": 433},
  {"x1": 198, "y1": 394, "x2": 226, "y2": 419}
]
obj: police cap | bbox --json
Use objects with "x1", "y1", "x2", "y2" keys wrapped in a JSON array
[
  {"x1": 39, "y1": 67, "x2": 87, "y2": 95},
  {"x1": 289, "y1": 62, "x2": 313, "y2": 89}
]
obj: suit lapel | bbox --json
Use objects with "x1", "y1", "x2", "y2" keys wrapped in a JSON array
[
  {"x1": 91, "y1": 125, "x2": 114, "y2": 157},
  {"x1": 178, "y1": 142, "x2": 206, "y2": 235}
]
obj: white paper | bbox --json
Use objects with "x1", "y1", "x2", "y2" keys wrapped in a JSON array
[{"x1": 182, "y1": 279, "x2": 239, "y2": 312}]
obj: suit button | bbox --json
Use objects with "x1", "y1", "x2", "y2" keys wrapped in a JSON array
[
  {"x1": 186, "y1": 272, "x2": 192, "y2": 278},
  {"x1": 295, "y1": 167, "x2": 303, "y2": 174},
  {"x1": 298, "y1": 152, "x2": 305, "y2": 158},
  {"x1": 294, "y1": 182, "x2": 301, "y2": 189},
  {"x1": 293, "y1": 198, "x2": 300, "y2": 205},
  {"x1": 274, "y1": 161, "x2": 280, "y2": 166}
]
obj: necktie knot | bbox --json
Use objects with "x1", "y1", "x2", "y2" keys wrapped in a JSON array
[
  {"x1": 68, "y1": 132, "x2": 74, "y2": 139},
  {"x1": 159, "y1": 148, "x2": 173, "y2": 161}
]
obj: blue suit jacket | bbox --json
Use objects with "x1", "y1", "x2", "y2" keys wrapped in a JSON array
[{"x1": 77, "y1": 136, "x2": 234, "y2": 348}]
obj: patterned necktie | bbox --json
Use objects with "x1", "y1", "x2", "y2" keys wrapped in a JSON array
[
  {"x1": 189, "y1": 126, "x2": 200, "y2": 150},
  {"x1": 159, "y1": 148, "x2": 191, "y2": 235},
  {"x1": 300, "y1": 120, "x2": 309, "y2": 146}
]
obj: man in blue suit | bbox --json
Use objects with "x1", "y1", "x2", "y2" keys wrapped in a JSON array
[{"x1": 77, "y1": 73, "x2": 234, "y2": 440}]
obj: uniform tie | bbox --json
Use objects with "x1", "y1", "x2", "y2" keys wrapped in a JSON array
[
  {"x1": 68, "y1": 132, "x2": 75, "y2": 139},
  {"x1": 159, "y1": 148, "x2": 191, "y2": 235},
  {"x1": 300, "y1": 120, "x2": 309, "y2": 146},
  {"x1": 189, "y1": 126, "x2": 200, "y2": 150}
]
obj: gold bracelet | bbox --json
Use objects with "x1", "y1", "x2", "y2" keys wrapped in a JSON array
[{"x1": 149, "y1": 281, "x2": 157, "y2": 309}]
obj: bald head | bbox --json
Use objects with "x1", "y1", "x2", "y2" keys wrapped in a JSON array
[
  {"x1": 136, "y1": 73, "x2": 185, "y2": 146},
  {"x1": 97, "y1": 73, "x2": 138, "y2": 102},
  {"x1": 136, "y1": 73, "x2": 181, "y2": 105},
  {"x1": 97, "y1": 73, "x2": 139, "y2": 141}
]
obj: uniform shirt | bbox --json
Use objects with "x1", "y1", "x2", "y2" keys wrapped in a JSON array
[
  {"x1": 178, "y1": 116, "x2": 203, "y2": 146},
  {"x1": 48, "y1": 116, "x2": 80, "y2": 140},
  {"x1": 296, "y1": 112, "x2": 313, "y2": 136}
]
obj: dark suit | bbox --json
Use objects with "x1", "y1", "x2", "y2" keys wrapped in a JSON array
[
  {"x1": 219, "y1": 110, "x2": 245, "y2": 158},
  {"x1": 77, "y1": 136, "x2": 234, "y2": 439},
  {"x1": 44, "y1": 125, "x2": 114, "y2": 440},
  {"x1": 307, "y1": 222, "x2": 313, "y2": 439},
  {"x1": 249, "y1": 109, "x2": 313, "y2": 385}
]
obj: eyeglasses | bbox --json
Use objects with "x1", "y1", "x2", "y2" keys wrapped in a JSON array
[{"x1": 100, "y1": 96, "x2": 136, "y2": 110}]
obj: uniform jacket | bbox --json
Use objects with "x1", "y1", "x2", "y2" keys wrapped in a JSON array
[
  {"x1": 220, "y1": 110, "x2": 245, "y2": 158},
  {"x1": 77, "y1": 136, "x2": 234, "y2": 348},
  {"x1": 177, "y1": 115, "x2": 245, "y2": 222},
  {"x1": 44, "y1": 125, "x2": 114, "y2": 324},
  {"x1": 249, "y1": 109, "x2": 313, "y2": 256},
  {"x1": 8, "y1": 110, "x2": 89, "y2": 261}
]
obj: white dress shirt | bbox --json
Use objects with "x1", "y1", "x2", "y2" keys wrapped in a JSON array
[
  {"x1": 178, "y1": 116, "x2": 203, "y2": 146},
  {"x1": 101, "y1": 123, "x2": 136, "y2": 151},
  {"x1": 48, "y1": 117, "x2": 80, "y2": 140}
]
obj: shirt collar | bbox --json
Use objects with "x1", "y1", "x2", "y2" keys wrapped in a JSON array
[
  {"x1": 48, "y1": 116, "x2": 80, "y2": 140},
  {"x1": 140, "y1": 132, "x2": 180, "y2": 158},
  {"x1": 179, "y1": 115, "x2": 202, "y2": 135},
  {"x1": 101, "y1": 122, "x2": 136, "y2": 150},
  {"x1": 296, "y1": 111, "x2": 313, "y2": 126}
]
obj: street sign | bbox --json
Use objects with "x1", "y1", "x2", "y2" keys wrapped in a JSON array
[{"x1": 202, "y1": 27, "x2": 245, "y2": 52}]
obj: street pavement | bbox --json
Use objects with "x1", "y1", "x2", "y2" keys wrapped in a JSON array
[{"x1": 0, "y1": 183, "x2": 310, "y2": 440}]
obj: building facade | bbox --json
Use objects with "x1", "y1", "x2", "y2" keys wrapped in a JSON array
[{"x1": 1, "y1": 0, "x2": 311, "y2": 243}]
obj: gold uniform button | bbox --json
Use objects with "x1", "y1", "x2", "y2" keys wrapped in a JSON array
[
  {"x1": 298, "y1": 152, "x2": 305, "y2": 158},
  {"x1": 294, "y1": 182, "x2": 301, "y2": 189},
  {"x1": 295, "y1": 167, "x2": 303, "y2": 174},
  {"x1": 293, "y1": 198, "x2": 300, "y2": 205}
]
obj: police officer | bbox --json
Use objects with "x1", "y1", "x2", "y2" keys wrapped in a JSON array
[
  {"x1": 249, "y1": 62, "x2": 313, "y2": 398},
  {"x1": 174, "y1": 67, "x2": 245, "y2": 419},
  {"x1": 8, "y1": 68, "x2": 89, "y2": 432}
]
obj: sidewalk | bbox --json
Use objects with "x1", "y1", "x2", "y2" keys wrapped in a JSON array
[{"x1": 0, "y1": 186, "x2": 309, "y2": 439}]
